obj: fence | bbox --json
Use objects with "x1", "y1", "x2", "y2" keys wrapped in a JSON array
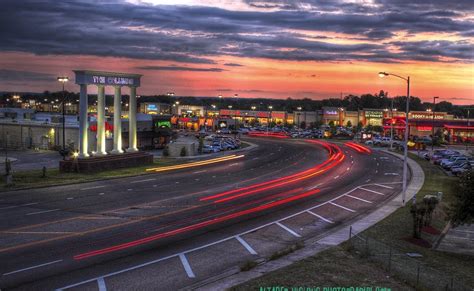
[{"x1": 348, "y1": 226, "x2": 472, "y2": 291}]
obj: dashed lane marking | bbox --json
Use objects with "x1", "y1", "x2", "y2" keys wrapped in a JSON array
[
  {"x1": 236, "y1": 236, "x2": 258, "y2": 255},
  {"x1": 0, "y1": 202, "x2": 39, "y2": 210},
  {"x1": 346, "y1": 194, "x2": 372, "y2": 204},
  {"x1": 97, "y1": 277, "x2": 107, "y2": 291},
  {"x1": 329, "y1": 202, "x2": 356, "y2": 213},
  {"x1": 179, "y1": 253, "x2": 196, "y2": 278},
  {"x1": 359, "y1": 187, "x2": 385, "y2": 196},
  {"x1": 26, "y1": 209, "x2": 60, "y2": 216},
  {"x1": 80, "y1": 186, "x2": 105, "y2": 191},
  {"x1": 306, "y1": 210, "x2": 334, "y2": 224},
  {"x1": 373, "y1": 184, "x2": 393, "y2": 189},
  {"x1": 131, "y1": 178, "x2": 156, "y2": 184},
  {"x1": 2, "y1": 260, "x2": 63, "y2": 276},
  {"x1": 276, "y1": 222, "x2": 301, "y2": 237}
]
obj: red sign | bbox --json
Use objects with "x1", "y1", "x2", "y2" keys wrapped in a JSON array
[{"x1": 417, "y1": 126, "x2": 432, "y2": 131}]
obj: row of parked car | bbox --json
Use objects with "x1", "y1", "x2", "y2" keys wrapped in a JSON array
[
  {"x1": 424, "y1": 149, "x2": 473, "y2": 176},
  {"x1": 202, "y1": 135, "x2": 241, "y2": 153}
]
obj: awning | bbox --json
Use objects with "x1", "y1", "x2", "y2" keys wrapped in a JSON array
[{"x1": 444, "y1": 125, "x2": 474, "y2": 130}]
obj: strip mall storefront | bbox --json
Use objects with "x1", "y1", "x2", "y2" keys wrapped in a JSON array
[{"x1": 383, "y1": 111, "x2": 473, "y2": 144}]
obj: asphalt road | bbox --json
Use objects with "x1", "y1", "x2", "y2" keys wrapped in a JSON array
[{"x1": 0, "y1": 137, "x2": 406, "y2": 290}]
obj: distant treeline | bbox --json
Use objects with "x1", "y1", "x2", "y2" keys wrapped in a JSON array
[{"x1": 1, "y1": 90, "x2": 472, "y2": 118}]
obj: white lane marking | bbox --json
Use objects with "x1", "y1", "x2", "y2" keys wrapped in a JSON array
[
  {"x1": 55, "y1": 185, "x2": 377, "y2": 290},
  {"x1": 351, "y1": 161, "x2": 354, "y2": 164},
  {"x1": 276, "y1": 222, "x2": 301, "y2": 237},
  {"x1": 3, "y1": 260, "x2": 63, "y2": 276},
  {"x1": 384, "y1": 172, "x2": 399, "y2": 176},
  {"x1": 99, "y1": 192, "x2": 105, "y2": 196},
  {"x1": 373, "y1": 184, "x2": 393, "y2": 189},
  {"x1": 130, "y1": 178, "x2": 156, "y2": 184},
  {"x1": 346, "y1": 167, "x2": 350, "y2": 171},
  {"x1": 127, "y1": 189, "x2": 133, "y2": 191},
  {"x1": 236, "y1": 236, "x2": 257, "y2": 255},
  {"x1": 26, "y1": 209, "x2": 60, "y2": 216},
  {"x1": 330, "y1": 202, "x2": 356, "y2": 212},
  {"x1": 306, "y1": 210, "x2": 334, "y2": 224},
  {"x1": 67, "y1": 197, "x2": 74, "y2": 200},
  {"x1": 97, "y1": 278, "x2": 107, "y2": 291},
  {"x1": 365, "y1": 179, "x2": 371, "y2": 183},
  {"x1": 346, "y1": 194, "x2": 372, "y2": 204},
  {"x1": 153, "y1": 185, "x2": 158, "y2": 188},
  {"x1": 212, "y1": 175, "x2": 216, "y2": 178},
  {"x1": 0, "y1": 202, "x2": 39, "y2": 210},
  {"x1": 195, "y1": 178, "x2": 200, "y2": 181},
  {"x1": 252, "y1": 157, "x2": 259, "y2": 160},
  {"x1": 334, "y1": 175, "x2": 340, "y2": 179},
  {"x1": 193, "y1": 170, "x2": 207, "y2": 174},
  {"x1": 80, "y1": 185, "x2": 105, "y2": 191},
  {"x1": 375, "y1": 170, "x2": 378, "y2": 174},
  {"x1": 306, "y1": 183, "x2": 323, "y2": 191},
  {"x1": 229, "y1": 163, "x2": 239, "y2": 166},
  {"x1": 179, "y1": 253, "x2": 195, "y2": 278},
  {"x1": 359, "y1": 187, "x2": 385, "y2": 196}
]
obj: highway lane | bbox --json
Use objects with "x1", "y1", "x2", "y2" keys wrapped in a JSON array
[
  {"x1": 0, "y1": 138, "x2": 325, "y2": 287},
  {"x1": 0, "y1": 138, "x2": 406, "y2": 290}
]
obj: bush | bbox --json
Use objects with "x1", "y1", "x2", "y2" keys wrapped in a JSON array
[{"x1": 180, "y1": 146, "x2": 187, "y2": 157}]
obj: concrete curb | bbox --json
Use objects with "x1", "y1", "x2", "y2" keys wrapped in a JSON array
[{"x1": 193, "y1": 149, "x2": 425, "y2": 291}]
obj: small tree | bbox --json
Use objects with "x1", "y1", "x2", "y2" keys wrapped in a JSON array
[
  {"x1": 346, "y1": 120, "x2": 352, "y2": 128},
  {"x1": 198, "y1": 137, "x2": 204, "y2": 154},
  {"x1": 162, "y1": 146, "x2": 170, "y2": 157},
  {"x1": 448, "y1": 171, "x2": 474, "y2": 227},
  {"x1": 300, "y1": 121, "x2": 306, "y2": 129},
  {"x1": 410, "y1": 203, "x2": 427, "y2": 239},
  {"x1": 422, "y1": 196, "x2": 439, "y2": 226},
  {"x1": 180, "y1": 146, "x2": 187, "y2": 157}
]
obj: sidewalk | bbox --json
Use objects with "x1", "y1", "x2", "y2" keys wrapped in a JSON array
[
  {"x1": 195, "y1": 149, "x2": 425, "y2": 290},
  {"x1": 436, "y1": 224, "x2": 474, "y2": 256}
]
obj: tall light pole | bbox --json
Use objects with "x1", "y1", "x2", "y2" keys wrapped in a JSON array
[
  {"x1": 389, "y1": 97, "x2": 394, "y2": 150},
  {"x1": 267, "y1": 105, "x2": 273, "y2": 134},
  {"x1": 379, "y1": 72, "x2": 410, "y2": 206},
  {"x1": 431, "y1": 97, "x2": 439, "y2": 152},
  {"x1": 297, "y1": 106, "x2": 302, "y2": 128},
  {"x1": 57, "y1": 76, "x2": 69, "y2": 160}
]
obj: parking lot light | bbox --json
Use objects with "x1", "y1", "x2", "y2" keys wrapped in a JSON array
[{"x1": 378, "y1": 71, "x2": 410, "y2": 206}]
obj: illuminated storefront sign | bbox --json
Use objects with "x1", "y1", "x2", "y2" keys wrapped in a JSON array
[
  {"x1": 324, "y1": 110, "x2": 338, "y2": 115},
  {"x1": 411, "y1": 113, "x2": 445, "y2": 119},
  {"x1": 364, "y1": 110, "x2": 383, "y2": 119},
  {"x1": 417, "y1": 126, "x2": 433, "y2": 131}
]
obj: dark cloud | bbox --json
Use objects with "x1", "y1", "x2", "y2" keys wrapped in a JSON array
[
  {"x1": 223, "y1": 63, "x2": 244, "y2": 67},
  {"x1": 137, "y1": 66, "x2": 224, "y2": 72},
  {"x1": 0, "y1": 0, "x2": 472, "y2": 66},
  {"x1": 0, "y1": 69, "x2": 56, "y2": 82}
]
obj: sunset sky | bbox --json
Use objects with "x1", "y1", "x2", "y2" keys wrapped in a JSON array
[{"x1": 0, "y1": 0, "x2": 473, "y2": 104}]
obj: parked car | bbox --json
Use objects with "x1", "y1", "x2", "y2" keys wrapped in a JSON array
[
  {"x1": 451, "y1": 163, "x2": 472, "y2": 176},
  {"x1": 442, "y1": 156, "x2": 470, "y2": 169},
  {"x1": 202, "y1": 145, "x2": 220, "y2": 153}
]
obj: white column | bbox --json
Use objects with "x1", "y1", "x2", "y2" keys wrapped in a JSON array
[
  {"x1": 127, "y1": 86, "x2": 138, "y2": 152},
  {"x1": 111, "y1": 86, "x2": 123, "y2": 154},
  {"x1": 78, "y1": 84, "x2": 89, "y2": 158},
  {"x1": 96, "y1": 85, "x2": 107, "y2": 156}
]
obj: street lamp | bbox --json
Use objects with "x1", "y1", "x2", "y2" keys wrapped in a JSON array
[
  {"x1": 57, "y1": 76, "x2": 69, "y2": 160},
  {"x1": 432, "y1": 97, "x2": 439, "y2": 151},
  {"x1": 379, "y1": 71, "x2": 410, "y2": 206},
  {"x1": 267, "y1": 105, "x2": 273, "y2": 134},
  {"x1": 297, "y1": 106, "x2": 302, "y2": 128}
]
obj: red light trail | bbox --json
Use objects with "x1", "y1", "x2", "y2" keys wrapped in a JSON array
[
  {"x1": 73, "y1": 140, "x2": 344, "y2": 260},
  {"x1": 344, "y1": 142, "x2": 372, "y2": 154}
]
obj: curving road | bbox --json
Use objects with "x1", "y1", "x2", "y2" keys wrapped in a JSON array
[{"x1": 0, "y1": 137, "x2": 406, "y2": 290}]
